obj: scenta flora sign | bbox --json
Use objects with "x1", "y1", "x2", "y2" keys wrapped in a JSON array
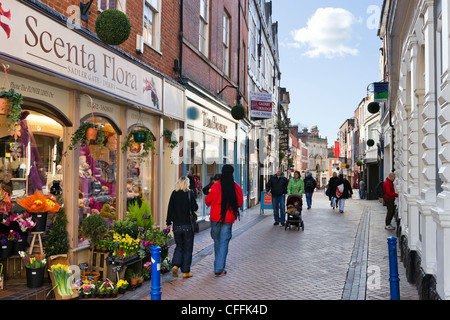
[{"x1": 0, "y1": 0, "x2": 160, "y2": 111}]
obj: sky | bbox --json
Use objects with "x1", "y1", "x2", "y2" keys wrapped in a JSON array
[{"x1": 272, "y1": 0, "x2": 384, "y2": 147}]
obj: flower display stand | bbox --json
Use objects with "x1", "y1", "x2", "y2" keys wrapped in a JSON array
[{"x1": 28, "y1": 232, "x2": 44, "y2": 255}]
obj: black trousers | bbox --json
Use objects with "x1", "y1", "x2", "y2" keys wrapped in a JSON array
[
  {"x1": 385, "y1": 198, "x2": 395, "y2": 226},
  {"x1": 172, "y1": 224, "x2": 194, "y2": 273}
]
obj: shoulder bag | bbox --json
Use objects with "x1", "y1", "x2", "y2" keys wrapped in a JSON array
[{"x1": 187, "y1": 191, "x2": 199, "y2": 233}]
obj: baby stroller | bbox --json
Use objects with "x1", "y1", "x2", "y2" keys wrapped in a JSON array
[{"x1": 285, "y1": 195, "x2": 304, "y2": 231}]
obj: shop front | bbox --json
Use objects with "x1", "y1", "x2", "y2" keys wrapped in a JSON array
[
  {"x1": 0, "y1": 0, "x2": 168, "y2": 296},
  {"x1": 183, "y1": 85, "x2": 238, "y2": 220}
]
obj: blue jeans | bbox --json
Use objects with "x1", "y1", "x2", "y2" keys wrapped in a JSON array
[
  {"x1": 305, "y1": 192, "x2": 313, "y2": 208},
  {"x1": 210, "y1": 221, "x2": 233, "y2": 273},
  {"x1": 272, "y1": 195, "x2": 286, "y2": 223},
  {"x1": 172, "y1": 224, "x2": 194, "y2": 273}
]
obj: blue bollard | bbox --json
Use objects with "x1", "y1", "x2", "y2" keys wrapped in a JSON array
[
  {"x1": 387, "y1": 237, "x2": 400, "y2": 300},
  {"x1": 150, "y1": 246, "x2": 162, "y2": 300}
]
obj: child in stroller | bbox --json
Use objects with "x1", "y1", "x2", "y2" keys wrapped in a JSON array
[{"x1": 285, "y1": 195, "x2": 304, "y2": 231}]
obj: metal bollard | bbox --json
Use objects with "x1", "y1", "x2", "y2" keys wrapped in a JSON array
[
  {"x1": 387, "y1": 237, "x2": 400, "y2": 300},
  {"x1": 150, "y1": 246, "x2": 162, "y2": 300}
]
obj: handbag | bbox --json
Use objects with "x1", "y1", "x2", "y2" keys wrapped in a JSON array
[{"x1": 188, "y1": 191, "x2": 199, "y2": 233}]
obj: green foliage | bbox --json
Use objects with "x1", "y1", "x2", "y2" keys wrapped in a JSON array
[
  {"x1": 122, "y1": 128, "x2": 156, "y2": 160},
  {"x1": 95, "y1": 9, "x2": 131, "y2": 45},
  {"x1": 127, "y1": 200, "x2": 154, "y2": 233},
  {"x1": 111, "y1": 218, "x2": 137, "y2": 238},
  {"x1": 66, "y1": 122, "x2": 105, "y2": 153},
  {"x1": 81, "y1": 214, "x2": 107, "y2": 246},
  {"x1": 0, "y1": 88, "x2": 23, "y2": 129},
  {"x1": 231, "y1": 104, "x2": 246, "y2": 120},
  {"x1": 162, "y1": 128, "x2": 178, "y2": 149},
  {"x1": 44, "y1": 207, "x2": 70, "y2": 257}
]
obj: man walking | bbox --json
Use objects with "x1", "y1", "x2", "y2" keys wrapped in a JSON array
[
  {"x1": 383, "y1": 172, "x2": 398, "y2": 230},
  {"x1": 303, "y1": 172, "x2": 317, "y2": 209},
  {"x1": 266, "y1": 169, "x2": 288, "y2": 226}
]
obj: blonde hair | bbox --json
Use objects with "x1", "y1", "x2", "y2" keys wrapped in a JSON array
[{"x1": 175, "y1": 176, "x2": 190, "y2": 192}]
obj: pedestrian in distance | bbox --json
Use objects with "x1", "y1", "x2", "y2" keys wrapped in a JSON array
[
  {"x1": 205, "y1": 164, "x2": 243, "y2": 277},
  {"x1": 166, "y1": 176, "x2": 199, "y2": 278},
  {"x1": 334, "y1": 173, "x2": 352, "y2": 213},
  {"x1": 359, "y1": 179, "x2": 366, "y2": 199},
  {"x1": 266, "y1": 168, "x2": 288, "y2": 226},
  {"x1": 326, "y1": 172, "x2": 339, "y2": 210},
  {"x1": 383, "y1": 172, "x2": 398, "y2": 230},
  {"x1": 303, "y1": 172, "x2": 317, "y2": 209},
  {"x1": 203, "y1": 173, "x2": 221, "y2": 195},
  {"x1": 287, "y1": 170, "x2": 304, "y2": 198}
]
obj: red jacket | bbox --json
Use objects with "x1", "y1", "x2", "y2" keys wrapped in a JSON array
[
  {"x1": 205, "y1": 182, "x2": 244, "y2": 223},
  {"x1": 383, "y1": 178, "x2": 398, "y2": 200}
]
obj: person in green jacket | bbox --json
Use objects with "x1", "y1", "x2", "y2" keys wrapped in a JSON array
[{"x1": 287, "y1": 171, "x2": 304, "y2": 197}]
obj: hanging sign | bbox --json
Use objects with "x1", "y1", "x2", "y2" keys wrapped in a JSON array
[{"x1": 250, "y1": 91, "x2": 272, "y2": 120}]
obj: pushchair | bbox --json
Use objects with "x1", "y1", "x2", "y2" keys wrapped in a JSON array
[{"x1": 285, "y1": 195, "x2": 304, "y2": 231}]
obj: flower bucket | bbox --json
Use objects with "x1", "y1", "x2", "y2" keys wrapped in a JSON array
[
  {"x1": 13, "y1": 238, "x2": 26, "y2": 255},
  {"x1": 0, "y1": 241, "x2": 13, "y2": 258},
  {"x1": 132, "y1": 130, "x2": 147, "y2": 143},
  {"x1": 86, "y1": 127, "x2": 98, "y2": 140},
  {"x1": 26, "y1": 267, "x2": 45, "y2": 288},
  {"x1": 31, "y1": 211, "x2": 48, "y2": 232},
  {"x1": 0, "y1": 98, "x2": 10, "y2": 114}
]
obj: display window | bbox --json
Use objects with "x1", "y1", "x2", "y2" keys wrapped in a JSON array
[
  {"x1": 78, "y1": 116, "x2": 118, "y2": 246},
  {"x1": 125, "y1": 126, "x2": 153, "y2": 209},
  {"x1": 0, "y1": 110, "x2": 64, "y2": 200}
]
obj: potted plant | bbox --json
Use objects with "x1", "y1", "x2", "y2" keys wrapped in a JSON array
[
  {"x1": 67, "y1": 122, "x2": 105, "y2": 152},
  {"x1": 18, "y1": 251, "x2": 47, "y2": 289},
  {"x1": 81, "y1": 214, "x2": 107, "y2": 281},
  {"x1": 44, "y1": 206, "x2": 70, "y2": 258},
  {"x1": 95, "y1": 9, "x2": 131, "y2": 46},
  {"x1": 162, "y1": 128, "x2": 178, "y2": 149},
  {"x1": 0, "y1": 88, "x2": 23, "y2": 130},
  {"x1": 122, "y1": 127, "x2": 156, "y2": 160},
  {"x1": 116, "y1": 279, "x2": 128, "y2": 294},
  {"x1": 142, "y1": 261, "x2": 151, "y2": 281}
]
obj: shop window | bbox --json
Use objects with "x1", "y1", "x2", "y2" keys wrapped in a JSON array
[
  {"x1": 0, "y1": 111, "x2": 64, "y2": 200},
  {"x1": 125, "y1": 126, "x2": 153, "y2": 210},
  {"x1": 78, "y1": 116, "x2": 117, "y2": 246}
]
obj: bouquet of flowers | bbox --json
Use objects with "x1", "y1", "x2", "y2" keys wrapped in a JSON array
[
  {"x1": 18, "y1": 251, "x2": 47, "y2": 268},
  {"x1": 18, "y1": 191, "x2": 60, "y2": 213},
  {"x1": 6, "y1": 212, "x2": 36, "y2": 232},
  {"x1": 0, "y1": 188, "x2": 12, "y2": 217},
  {"x1": 49, "y1": 263, "x2": 75, "y2": 297}
]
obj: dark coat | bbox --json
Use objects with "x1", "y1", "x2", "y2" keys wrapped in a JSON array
[
  {"x1": 334, "y1": 178, "x2": 353, "y2": 199},
  {"x1": 303, "y1": 176, "x2": 317, "y2": 193},
  {"x1": 326, "y1": 176, "x2": 339, "y2": 199},
  {"x1": 266, "y1": 174, "x2": 288, "y2": 197},
  {"x1": 166, "y1": 190, "x2": 199, "y2": 226}
]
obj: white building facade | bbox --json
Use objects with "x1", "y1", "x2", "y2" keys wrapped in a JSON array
[
  {"x1": 379, "y1": 0, "x2": 449, "y2": 300},
  {"x1": 247, "y1": 0, "x2": 282, "y2": 205}
]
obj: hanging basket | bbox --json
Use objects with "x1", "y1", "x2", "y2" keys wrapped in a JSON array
[
  {"x1": 368, "y1": 102, "x2": 380, "y2": 114},
  {"x1": 367, "y1": 139, "x2": 375, "y2": 147},
  {"x1": 95, "y1": 10, "x2": 131, "y2": 45},
  {"x1": 0, "y1": 98, "x2": 10, "y2": 114},
  {"x1": 132, "y1": 130, "x2": 148, "y2": 143},
  {"x1": 231, "y1": 104, "x2": 246, "y2": 121},
  {"x1": 86, "y1": 127, "x2": 98, "y2": 140}
]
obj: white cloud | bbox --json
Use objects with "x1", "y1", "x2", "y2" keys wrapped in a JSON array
[{"x1": 290, "y1": 8, "x2": 360, "y2": 59}]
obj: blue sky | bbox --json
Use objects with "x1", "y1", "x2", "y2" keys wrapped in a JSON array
[{"x1": 272, "y1": 0, "x2": 383, "y2": 147}]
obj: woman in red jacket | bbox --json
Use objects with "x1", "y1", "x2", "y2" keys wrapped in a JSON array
[{"x1": 205, "y1": 165, "x2": 243, "y2": 276}]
